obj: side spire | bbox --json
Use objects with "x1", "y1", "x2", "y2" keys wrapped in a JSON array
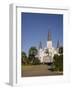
[
  {"x1": 39, "y1": 41, "x2": 42, "y2": 49},
  {"x1": 57, "y1": 40, "x2": 60, "y2": 48}
]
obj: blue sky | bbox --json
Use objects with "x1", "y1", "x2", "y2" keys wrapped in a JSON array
[{"x1": 21, "y1": 12, "x2": 63, "y2": 54}]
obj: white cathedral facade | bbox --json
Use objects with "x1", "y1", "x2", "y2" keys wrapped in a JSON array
[{"x1": 37, "y1": 32, "x2": 59, "y2": 63}]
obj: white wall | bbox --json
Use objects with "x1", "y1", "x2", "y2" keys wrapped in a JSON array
[{"x1": 0, "y1": 0, "x2": 72, "y2": 89}]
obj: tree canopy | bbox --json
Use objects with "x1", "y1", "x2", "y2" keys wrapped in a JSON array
[
  {"x1": 53, "y1": 46, "x2": 63, "y2": 71},
  {"x1": 28, "y1": 46, "x2": 40, "y2": 65}
]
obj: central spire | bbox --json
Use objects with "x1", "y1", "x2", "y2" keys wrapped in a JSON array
[{"x1": 48, "y1": 31, "x2": 51, "y2": 41}]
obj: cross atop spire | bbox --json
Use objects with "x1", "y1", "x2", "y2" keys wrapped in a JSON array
[{"x1": 48, "y1": 31, "x2": 51, "y2": 41}]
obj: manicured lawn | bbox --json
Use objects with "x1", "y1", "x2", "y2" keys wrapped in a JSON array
[{"x1": 21, "y1": 64, "x2": 63, "y2": 77}]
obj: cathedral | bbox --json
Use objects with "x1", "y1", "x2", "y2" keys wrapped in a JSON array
[{"x1": 37, "y1": 32, "x2": 60, "y2": 63}]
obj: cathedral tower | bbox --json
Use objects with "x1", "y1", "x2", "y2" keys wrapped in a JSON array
[
  {"x1": 47, "y1": 31, "x2": 52, "y2": 49},
  {"x1": 38, "y1": 41, "x2": 43, "y2": 63}
]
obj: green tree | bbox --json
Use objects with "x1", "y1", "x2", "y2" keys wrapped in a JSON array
[
  {"x1": 53, "y1": 54, "x2": 63, "y2": 71},
  {"x1": 53, "y1": 46, "x2": 63, "y2": 71},
  {"x1": 32, "y1": 58, "x2": 40, "y2": 65},
  {"x1": 58, "y1": 55, "x2": 63, "y2": 71},
  {"x1": 59, "y1": 46, "x2": 63, "y2": 54},
  {"x1": 21, "y1": 52, "x2": 28, "y2": 64},
  {"x1": 53, "y1": 54, "x2": 59, "y2": 71},
  {"x1": 29, "y1": 47, "x2": 38, "y2": 56},
  {"x1": 28, "y1": 47, "x2": 40, "y2": 64}
]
